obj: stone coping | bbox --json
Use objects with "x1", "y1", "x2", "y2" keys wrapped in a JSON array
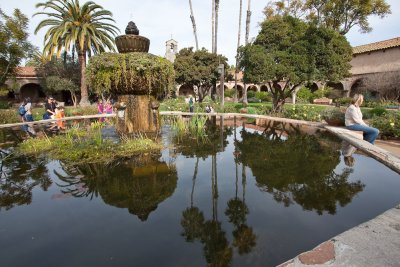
[{"x1": 324, "y1": 126, "x2": 400, "y2": 174}]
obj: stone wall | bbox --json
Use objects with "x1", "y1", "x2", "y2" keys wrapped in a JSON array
[
  {"x1": 351, "y1": 71, "x2": 400, "y2": 99},
  {"x1": 351, "y1": 47, "x2": 400, "y2": 75}
]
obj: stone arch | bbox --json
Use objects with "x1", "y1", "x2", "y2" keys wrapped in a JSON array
[
  {"x1": 308, "y1": 82, "x2": 319, "y2": 92},
  {"x1": 350, "y1": 79, "x2": 365, "y2": 97},
  {"x1": 19, "y1": 83, "x2": 45, "y2": 101},
  {"x1": 177, "y1": 84, "x2": 195, "y2": 97},
  {"x1": 327, "y1": 82, "x2": 345, "y2": 98},
  {"x1": 260, "y1": 85, "x2": 269, "y2": 92},
  {"x1": 273, "y1": 83, "x2": 282, "y2": 91},
  {"x1": 247, "y1": 85, "x2": 258, "y2": 92}
]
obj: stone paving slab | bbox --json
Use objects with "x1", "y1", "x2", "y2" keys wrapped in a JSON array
[{"x1": 278, "y1": 205, "x2": 400, "y2": 267}]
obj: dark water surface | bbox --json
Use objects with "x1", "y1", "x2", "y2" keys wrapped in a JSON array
[{"x1": 0, "y1": 119, "x2": 399, "y2": 267}]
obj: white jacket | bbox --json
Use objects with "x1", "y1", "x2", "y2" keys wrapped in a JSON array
[{"x1": 345, "y1": 104, "x2": 366, "y2": 126}]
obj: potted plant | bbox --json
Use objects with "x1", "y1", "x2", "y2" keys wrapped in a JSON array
[{"x1": 321, "y1": 108, "x2": 345, "y2": 126}]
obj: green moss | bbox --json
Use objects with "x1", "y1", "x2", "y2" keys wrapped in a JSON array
[{"x1": 86, "y1": 52, "x2": 175, "y2": 97}]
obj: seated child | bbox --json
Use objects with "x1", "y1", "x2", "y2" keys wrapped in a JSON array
[{"x1": 55, "y1": 106, "x2": 65, "y2": 130}]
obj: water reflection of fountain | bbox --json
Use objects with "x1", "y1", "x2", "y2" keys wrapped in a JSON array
[{"x1": 55, "y1": 154, "x2": 177, "y2": 221}]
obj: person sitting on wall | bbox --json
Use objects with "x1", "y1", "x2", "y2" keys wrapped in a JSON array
[
  {"x1": 345, "y1": 94, "x2": 379, "y2": 144},
  {"x1": 341, "y1": 141, "x2": 357, "y2": 167},
  {"x1": 43, "y1": 97, "x2": 56, "y2": 119},
  {"x1": 23, "y1": 97, "x2": 36, "y2": 136}
]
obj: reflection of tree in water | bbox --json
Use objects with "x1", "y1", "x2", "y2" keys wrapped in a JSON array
[
  {"x1": 180, "y1": 118, "x2": 233, "y2": 266},
  {"x1": 235, "y1": 125, "x2": 365, "y2": 215},
  {"x1": 181, "y1": 157, "x2": 205, "y2": 241},
  {"x1": 56, "y1": 153, "x2": 178, "y2": 221},
  {"x1": 180, "y1": 119, "x2": 260, "y2": 266},
  {"x1": 172, "y1": 116, "x2": 232, "y2": 158},
  {"x1": 0, "y1": 149, "x2": 52, "y2": 211}
]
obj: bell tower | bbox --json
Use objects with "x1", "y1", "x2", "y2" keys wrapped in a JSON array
[{"x1": 165, "y1": 39, "x2": 178, "y2": 63}]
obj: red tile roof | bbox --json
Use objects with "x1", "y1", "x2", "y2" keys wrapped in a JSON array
[
  {"x1": 15, "y1": 66, "x2": 37, "y2": 77},
  {"x1": 353, "y1": 37, "x2": 400, "y2": 55}
]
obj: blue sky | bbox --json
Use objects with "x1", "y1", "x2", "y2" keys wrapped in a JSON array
[{"x1": 1, "y1": 0, "x2": 399, "y2": 65}]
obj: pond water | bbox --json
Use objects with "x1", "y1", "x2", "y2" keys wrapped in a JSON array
[{"x1": 0, "y1": 118, "x2": 399, "y2": 267}]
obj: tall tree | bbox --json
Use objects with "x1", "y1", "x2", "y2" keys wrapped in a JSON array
[
  {"x1": 174, "y1": 47, "x2": 228, "y2": 102},
  {"x1": 214, "y1": 0, "x2": 220, "y2": 53},
  {"x1": 212, "y1": 0, "x2": 215, "y2": 53},
  {"x1": 264, "y1": 0, "x2": 391, "y2": 35},
  {"x1": 34, "y1": 0, "x2": 119, "y2": 106},
  {"x1": 0, "y1": 9, "x2": 33, "y2": 87},
  {"x1": 234, "y1": 0, "x2": 243, "y2": 102},
  {"x1": 239, "y1": 15, "x2": 352, "y2": 112},
  {"x1": 188, "y1": 0, "x2": 199, "y2": 50},
  {"x1": 244, "y1": 0, "x2": 252, "y2": 45}
]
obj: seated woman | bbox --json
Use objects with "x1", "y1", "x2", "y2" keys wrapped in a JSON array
[{"x1": 345, "y1": 94, "x2": 379, "y2": 144}]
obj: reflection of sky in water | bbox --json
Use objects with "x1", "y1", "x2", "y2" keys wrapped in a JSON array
[{"x1": 0, "y1": 125, "x2": 399, "y2": 267}]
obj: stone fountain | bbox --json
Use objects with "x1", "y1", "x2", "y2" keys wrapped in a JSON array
[{"x1": 86, "y1": 21, "x2": 174, "y2": 135}]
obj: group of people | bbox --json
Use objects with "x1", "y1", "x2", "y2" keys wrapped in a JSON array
[
  {"x1": 43, "y1": 96, "x2": 65, "y2": 130},
  {"x1": 18, "y1": 97, "x2": 36, "y2": 136},
  {"x1": 97, "y1": 98, "x2": 114, "y2": 122},
  {"x1": 18, "y1": 96, "x2": 65, "y2": 136}
]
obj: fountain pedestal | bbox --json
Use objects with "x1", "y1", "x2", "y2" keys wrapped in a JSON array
[{"x1": 116, "y1": 95, "x2": 160, "y2": 134}]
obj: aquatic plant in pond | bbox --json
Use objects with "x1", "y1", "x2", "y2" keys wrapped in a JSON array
[
  {"x1": 17, "y1": 123, "x2": 162, "y2": 164},
  {"x1": 168, "y1": 115, "x2": 208, "y2": 139}
]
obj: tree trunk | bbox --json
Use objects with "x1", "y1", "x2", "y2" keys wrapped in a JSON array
[
  {"x1": 212, "y1": 0, "x2": 215, "y2": 53},
  {"x1": 188, "y1": 0, "x2": 199, "y2": 50},
  {"x1": 214, "y1": 0, "x2": 220, "y2": 54},
  {"x1": 78, "y1": 51, "x2": 90, "y2": 106},
  {"x1": 245, "y1": 0, "x2": 252, "y2": 45},
  {"x1": 234, "y1": 0, "x2": 243, "y2": 103},
  {"x1": 242, "y1": 84, "x2": 248, "y2": 105}
]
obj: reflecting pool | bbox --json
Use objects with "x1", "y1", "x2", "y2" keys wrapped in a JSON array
[{"x1": 0, "y1": 118, "x2": 399, "y2": 267}]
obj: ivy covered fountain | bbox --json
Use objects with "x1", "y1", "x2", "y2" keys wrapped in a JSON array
[{"x1": 86, "y1": 21, "x2": 174, "y2": 134}]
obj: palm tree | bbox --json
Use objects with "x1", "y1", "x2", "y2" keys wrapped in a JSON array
[
  {"x1": 34, "y1": 0, "x2": 119, "y2": 106},
  {"x1": 211, "y1": 0, "x2": 215, "y2": 53},
  {"x1": 188, "y1": 0, "x2": 199, "y2": 50},
  {"x1": 214, "y1": 0, "x2": 220, "y2": 53},
  {"x1": 234, "y1": 0, "x2": 243, "y2": 102},
  {"x1": 245, "y1": 0, "x2": 252, "y2": 45},
  {"x1": 241, "y1": 0, "x2": 252, "y2": 105}
]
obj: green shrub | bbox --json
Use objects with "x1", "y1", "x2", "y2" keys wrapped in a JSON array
[
  {"x1": 336, "y1": 97, "x2": 352, "y2": 105},
  {"x1": 296, "y1": 87, "x2": 313, "y2": 103},
  {"x1": 255, "y1": 91, "x2": 272, "y2": 102},
  {"x1": 321, "y1": 108, "x2": 345, "y2": 122},
  {"x1": 371, "y1": 112, "x2": 400, "y2": 139},
  {"x1": 247, "y1": 90, "x2": 256, "y2": 98},
  {"x1": 312, "y1": 88, "x2": 332, "y2": 99},
  {"x1": 0, "y1": 109, "x2": 20, "y2": 124},
  {"x1": 64, "y1": 106, "x2": 97, "y2": 116},
  {"x1": 224, "y1": 88, "x2": 235, "y2": 98},
  {"x1": 369, "y1": 107, "x2": 387, "y2": 117},
  {"x1": 283, "y1": 105, "x2": 322, "y2": 122},
  {"x1": 0, "y1": 101, "x2": 11, "y2": 109}
]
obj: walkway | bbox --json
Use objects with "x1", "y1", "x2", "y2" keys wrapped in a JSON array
[{"x1": 278, "y1": 205, "x2": 400, "y2": 267}]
